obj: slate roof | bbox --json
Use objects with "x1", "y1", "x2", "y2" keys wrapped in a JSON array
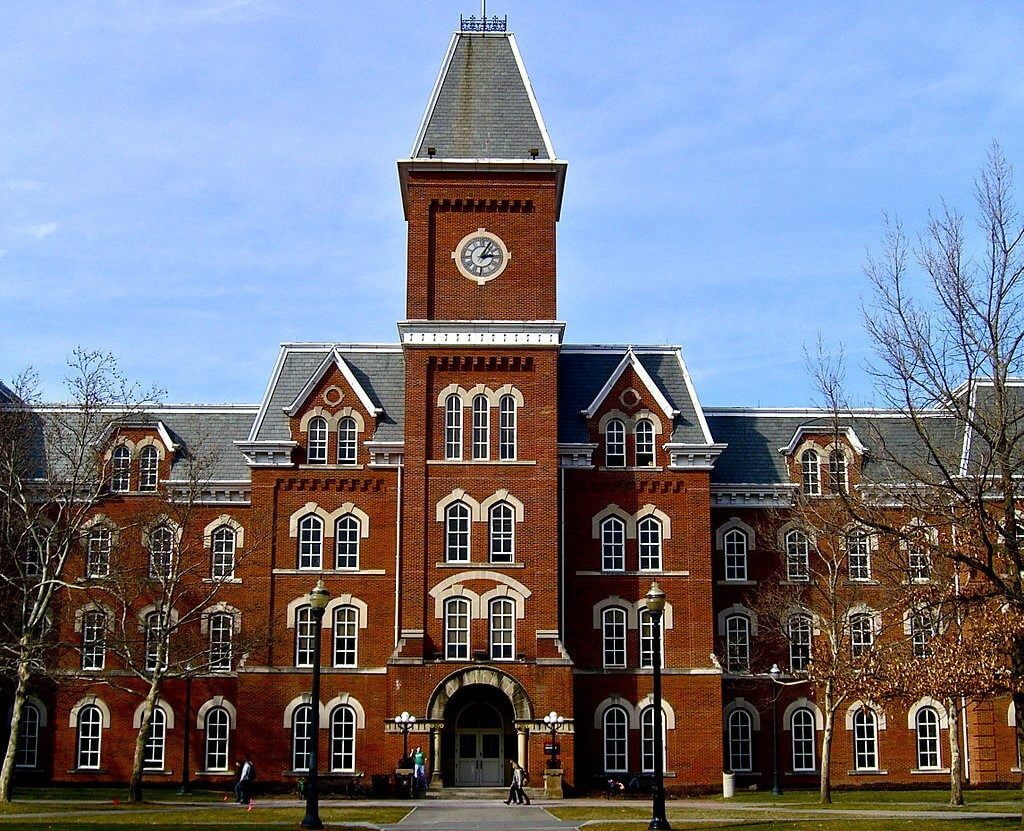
[
  {"x1": 412, "y1": 33, "x2": 554, "y2": 160},
  {"x1": 0, "y1": 381, "x2": 16, "y2": 404}
]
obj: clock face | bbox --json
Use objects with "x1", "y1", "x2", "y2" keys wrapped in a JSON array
[{"x1": 452, "y1": 229, "x2": 511, "y2": 284}]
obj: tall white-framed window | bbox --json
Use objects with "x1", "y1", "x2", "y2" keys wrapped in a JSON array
[
  {"x1": 332, "y1": 606, "x2": 358, "y2": 668},
  {"x1": 143, "y1": 707, "x2": 166, "y2": 770},
  {"x1": 139, "y1": 445, "x2": 159, "y2": 492},
  {"x1": 204, "y1": 706, "x2": 230, "y2": 772},
  {"x1": 800, "y1": 449, "x2": 820, "y2": 496},
  {"x1": 601, "y1": 516, "x2": 625, "y2": 572},
  {"x1": 489, "y1": 597, "x2": 515, "y2": 661},
  {"x1": 910, "y1": 609, "x2": 936, "y2": 658},
  {"x1": 852, "y1": 707, "x2": 878, "y2": 771},
  {"x1": 788, "y1": 613, "x2": 812, "y2": 671},
  {"x1": 723, "y1": 528, "x2": 748, "y2": 581},
  {"x1": 307, "y1": 416, "x2": 328, "y2": 465},
  {"x1": 76, "y1": 705, "x2": 102, "y2": 770},
  {"x1": 602, "y1": 706, "x2": 628, "y2": 772},
  {"x1": 499, "y1": 394, "x2": 517, "y2": 460},
  {"x1": 330, "y1": 705, "x2": 357, "y2": 772},
  {"x1": 295, "y1": 605, "x2": 316, "y2": 668},
  {"x1": 209, "y1": 612, "x2": 234, "y2": 671},
  {"x1": 791, "y1": 708, "x2": 816, "y2": 772},
  {"x1": 828, "y1": 450, "x2": 847, "y2": 493},
  {"x1": 915, "y1": 707, "x2": 941, "y2": 770},
  {"x1": 640, "y1": 706, "x2": 666, "y2": 773},
  {"x1": 292, "y1": 704, "x2": 313, "y2": 772},
  {"x1": 601, "y1": 606, "x2": 627, "y2": 668},
  {"x1": 605, "y1": 419, "x2": 626, "y2": 468},
  {"x1": 337, "y1": 416, "x2": 357, "y2": 465},
  {"x1": 445, "y1": 502, "x2": 471, "y2": 563},
  {"x1": 638, "y1": 516, "x2": 662, "y2": 572},
  {"x1": 908, "y1": 544, "x2": 931, "y2": 582},
  {"x1": 81, "y1": 610, "x2": 106, "y2": 670},
  {"x1": 298, "y1": 514, "x2": 324, "y2": 570},
  {"x1": 15, "y1": 703, "x2": 40, "y2": 769},
  {"x1": 639, "y1": 608, "x2": 664, "y2": 669},
  {"x1": 489, "y1": 502, "x2": 514, "y2": 564},
  {"x1": 444, "y1": 597, "x2": 470, "y2": 660},
  {"x1": 445, "y1": 394, "x2": 463, "y2": 460},
  {"x1": 847, "y1": 531, "x2": 872, "y2": 581},
  {"x1": 635, "y1": 418, "x2": 655, "y2": 467},
  {"x1": 472, "y1": 394, "x2": 489, "y2": 460},
  {"x1": 725, "y1": 614, "x2": 750, "y2": 672},
  {"x1": 785, "y1": 529, "x2": 809, "y2": 581},
  {"x1": 727, "y1": 709, "x2": 753, "y2": 772},
  {"x1": 211, "y1": 525, "x2": 236, "y2": 579},
  {"x1": 335, "y1": 515, "x2": 360, "y2": 570},
  {"x1": 86, "y1": 526, "x2": 111, "y2": 579},
  {"x1": 149, "y1": 525, "x2": 175, "y2": 578},
  {"x1": 849, "y1": 612, "x2": 874, "y2": 657},
  {"x1": 111, "y1": 445, "x2": 131, "y2": 492},
  {"x1": 144, "y1": 611, "x2": 166, "y2": 672}
]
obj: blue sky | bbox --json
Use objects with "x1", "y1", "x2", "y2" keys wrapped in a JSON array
[{"x1": 3, "y1": 1, "x2": 1023, "y2": 407}]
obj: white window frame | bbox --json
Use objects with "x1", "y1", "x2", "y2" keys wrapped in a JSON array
[
  {"x1": 915, "y1": 707, "x2": 941, "y2": 770},
  {"x1": 295, "y1": 605, "x2": 316, "y2": 668},
  {"x1": 15, "y1": 703, "x2": 40, "y2": 769},
  {"x1": 640, "y1": 705, "x2": 666, "y2": 773},
  {"x1": 81, "y1": 610, "x2": 106, "y2": 671},
  {"x1": 292, "y1": 704, "x2": 313, "y2": 772},
  {"x1": 489, "y1": 502, "x2": 515, "y2": 564},
  {"x1": 143, "y1": 707, "x2": 166, "y2": 770},
  {"x1": 204, "y1": 706, "x2": 230, "y2": 772},
  {"x1": 332, "y1": 605, "x2": 358, "y2": 668},
  {"x1": 639, "y1": 608, "x2": 664, "y2": 669},
  {"x1": 788, "y1": 613, "x2": 812, "y2": 672},
  {"x1": 828, "y1": 449, "x2": 847, "y2": 492},
  {"x1": 334, "y1": 514, "x2": 360, "y2": 570},
  {"x1": 853, "y1": 707, "x2": 879, "y2": 771},
  {"x1": 148, "y1": 525, "x2": 175, "y2": 579},
  {"x1": 209, "y1": 612, "x2": 233, "y2": 672},
  {"x1": 723, "y1": 528, "x2": 748, "y2": 581},
  {"x1": 499, "y1": 394, "x2": 517, "y2": 460},
  {"x1": 445, "y1": 502, "x2": 471, "y2": 563},
  {"x1": 602, "y1": 706, "x2": 628, "y2": 773},
  {"x1": 635, "y1": 418, "x2": 655, "y2": 467},
  {"x1": 785, "y1": 529, "x2": 809, "y2": 581},
  {"x1": 725, "y1": 614, "x2": 750, "y2": 672},
  {"x1": 489, "y1": 597, "x2": 515, "y2": 661},
  {"x1": 638, "y1": 516, "x2": 662, "y2": 572},
  {"x1": 847, "y1": 532, "x2": 872, "y2": 581},
  {"x1": 76, "y1": 705, "x2": 102, "y2": 770},
  {"x1": 111, "y1": 445, "x2": 131, "y2": 493},
  {"x1": 86, "y1": 526, "x2": 111, "y2": 579},
  {"x1": 601, "y1": 606, "x2": 627, "y2": 668},
  {"x1": 605, "y1": 419, "x2": 626, "y2": 468},
  {"x1": 727, "y1": 709, "x2": 753, "y2": 772},
  {"x1": 444, "y1": 597, "x2": 470, "y2": 660},
  {"x1": 445, "y1": 394, "x2": 462, "y2": 460},
  {"x1": 849, "y1": 612, "x2": 874, "y2": 657},
  {"x1": 791, "y1": 708, "x2": 816, "y2": 772},
  {"x1": 297, "y1": 514, "x2": 324, "y2": 570},
  {"x1": 337, "y1": 416, "x2": 357, "y2": 465},
  {"x1": 800, "y1": 449, "x2": 820, "y2": 496},
  {"x1": 330, "y1": 705, "x2": 357, "y2": 772},
  {"x1": 210, "y1": 525, "x2": 236, "y2": 579},
  {"x1": 601, "y1": 516, "x2": 626, "y2": 572},
  {"x1": 144, "y1": 611, "x2": 166, "y2": 672},
  {"x1": 138, "y1": 445, "x2": 159, "y2": 492},
  {"x1": 307, "y1": 416, "x2": 329, "y2": 465},
  {"x1": 472, "y1": 394, "x2": 490, "y2": 460}
]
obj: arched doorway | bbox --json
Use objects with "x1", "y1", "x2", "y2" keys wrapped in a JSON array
[{"x1": 444, "y1": 684, "x2": 515, "y2": 786}]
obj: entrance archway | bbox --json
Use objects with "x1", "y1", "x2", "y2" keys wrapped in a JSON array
[{"x1": 452, "y1": 696, "x2": 506, "y2": 786}]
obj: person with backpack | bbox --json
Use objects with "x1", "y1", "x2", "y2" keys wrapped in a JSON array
[{"x1": 237, "y1": 756, "x2": 256, "y2": 807}]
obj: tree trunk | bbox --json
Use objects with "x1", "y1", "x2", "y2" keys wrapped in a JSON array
[
  {"x1": 128, "y1": 681, "x2": 161, "y2": 803},
  {"x1": 0, "y1": 658, "x2": 30, "y2": 802},
  {"x1": 946, "y1": 697, "x2": 963, "y2": 807},
  {"x1": 819, "y1": 709, "x2": 834, "y2": 804}
]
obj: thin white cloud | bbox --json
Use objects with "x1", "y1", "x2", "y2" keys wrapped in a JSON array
[{"x1": 16, "y1": 223, "x2": 59, "y2": 239}]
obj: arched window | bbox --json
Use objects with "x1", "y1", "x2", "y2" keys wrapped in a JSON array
[
  {"x1": 791, "y1": 708, "x2": 816, "y2": 772},
  {"x1": 489, "y1": 597, "x2": 515, "y2": 661},
  {"x1": 149, "y1": 525, "x2": 175, "y2": 578},
  {"x1": 852, "y1": 707, "x2": 878, "y2": 771},
  {"x1": 727, "y1": 709, "x2": 753, "y2": 772},
  {"x1": 472, "y1": 394, "x2": 490, "y2": 460},
  {"x1": 330, "y1": 705, "x2": 357, "y2": 772},
  {"x1": 639, "y1": 608, "x2": 663, "y2": 669},
  {"x1": 292, "y1": 704, "x2": 313, "y2": 772},
  {"x1": 445, "y1": 502, "x2": 471, "y2": 563},
  {"x1": 723, "y1": 528, "x2": 748, "y2": 581},
  {"x1": 144, "y1": 611, "x2": 166, "y2": 672},
  {"x1": 445, "y1": 394, "x2": 462, "y2": 460},
  {"x1": 295, "y1": 605, "x2": 316, "y2": 668},
  {"x1": 915, "y1": 707, "x2": 941, "y2": 770},
  {"x1": 788, "y1": 613, "x2": 812, "y2": 671},
  {"x1": 908, "y1": 544, "x2": 931, "y2": 582},
  {"x1": 15, "y1": 703, "x2": 40, "y2": 769},
  {"x1": 725, "y1": 614, "x2": 750, "y2": 672},
  {"x1": 297, "y1": 514, "x2": 323, "y2": 570},
  {"x1": 204, "y1": 706, "x2": 230, "y2": 772},
  {"x1": 337, "y1": 417, "x2": 357, "y2": 465},
  {"x1": 335, "y1": 515, "x2": 360, "y2": 570},
  {"x1": 86, "y1": 526, "x2": 111, "y2": 579},
  {"x1": 605, "y1": 419, "x2": 626, "y2": 468},
  {"x1": 211, "y1": 525, "x2": 236, "y2": 579},
  {"x1": 143, "y1": 707, "x2": 166, "y2": 770},
  {"x1": 81, "y1": 610, "x2": 106, "y2": 670},
  {"x1": 635, "y1": 419, "x2": 655, "y2": 467},
  {"x1": 444, "y1": 597, "x2": 470, "y2": 660},
  {"x1": 602, "y1": 607, "x2": 627, "y2": 668},
  {"x1": 499, "y1": 394, "x2": 517, "y2": 461},
  {"x1": 910, "y1": 609, "x2": 936, "y2": 658},
  {"x1": 489, "y1": 502, "x2": 515, "y2": 564},
  {"x1": 307, "y1": 416, "x2": 328, "y2": 465},
  {"x1": 76, "y1": 705, "x2": 103, "y2": 770},
  {"x1": 111, "y1": 445, "x2": 131, "y2": 492},
  {"x1": 602, "y1": 706, "x2": 628, "y2": 772},
  {"x1": 638, "y1": 516, "x2": 662, "y2": 572},
  {"x1": 640, "y1": 705, "x2": 666, "y2": 773},
  {"x1": 847, "y1": 531, "x2": 872, "y2": 581},
  {"x1": 828, "y1": 450, "x2": 847, "y2": 493},
  {"x1": 849, "y1": 612, "x2": 874, "y2": 657},
  {"x1": 785, "y1": 529, "x2": 809, "y2": 581},
  {"x1": 800, "y1": 449, "x2": 820, "y2": 496},
  {"x1": 139, "y1": 445, "x2": 159, "y2": 492},
  {"x1": 601, "y1": 516, "x2": 625, "y2": 572},
  {"x1": 209, "y1": 612, "x2": 234, "y2": 671},
  {"x1": 332, "y1": 606, "x2": 358, "y2": 668}
]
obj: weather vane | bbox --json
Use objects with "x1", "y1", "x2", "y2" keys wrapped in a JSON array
[{"x1": 460, "y1": 2, "x2": 507, "y2": 31}]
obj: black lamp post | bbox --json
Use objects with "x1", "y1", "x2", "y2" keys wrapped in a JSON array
[
  {"x1": 543, "y1": 710, "x2": 564, "y2": 768},
  {"x1": 395, "y1": 710, "x2": 416, "y2": 766},
  {"x1": 645, "y1": 582, "x2": 671, "y2": 831},
  {"x1": 301, "y1": 579, "x2": 330, "y2": 830},
  {"x1": 178, "y1": 666, "x2": 193, "y2": 794},
  {"x1": 768, "y1": 663, "x2": 783, "y2": 796}
]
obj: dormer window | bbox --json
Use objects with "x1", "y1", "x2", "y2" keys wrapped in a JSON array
[
  {"x1": 635, "y1": 419, "x2": 655, "y2": 467},
  {"x1": 138, "y1": 446, "x2": 159, "y2": 492},
  {"x1": 337, "y1": 417, "x2": 357, "y2": 465},
  {"x1": 800, "y1": 449, "x2": 820, "y2": 496},
  {"x1": 828, "y1": 450, "x2": 848, "y2": 493},
  {"x1": 307, "y1": 417, "x2": 328, "y2": 465},
  {"x1": 605, "y1": 419, "x2": 626, "y2": 468},
  {"x1": 111, "y1": 445, "x2": 131, "y2": 493}
]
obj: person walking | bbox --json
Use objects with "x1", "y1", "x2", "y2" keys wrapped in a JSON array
[
  {"x1": 237, "y1": 755, "x2": 255, "y2": 807},
  {"x1": 412, "y1": 746, "x2": 426, "y2": 795},
  {"x1": 504, "y1": 761, "x2": 530, "y2": 805}
]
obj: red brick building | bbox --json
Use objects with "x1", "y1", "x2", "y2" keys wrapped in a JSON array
[{"x1": 14, "y1": 24, "x2": 1021, "y2": 793}]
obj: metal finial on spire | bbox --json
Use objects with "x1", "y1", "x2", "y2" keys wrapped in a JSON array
[{"x1": 460, "y1": 6, "x2": 507, "y2": 31}]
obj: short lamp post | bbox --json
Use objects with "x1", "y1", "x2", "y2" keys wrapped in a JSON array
[
  {"x1": 300, "y1": 579, "x2": 331, "y2": 830},
  {"x1": 645, "y1": 582, "x2": 671, "y2": 831},
  {"x1": 768, "y1": 663, "x2": 783, "y2": 797},
  {"x1": 396, "y1": 711, "x2": 416, "y2": 766},
  {"x1": 543, "y1": 711, "x2": 564, "y2": 768}
]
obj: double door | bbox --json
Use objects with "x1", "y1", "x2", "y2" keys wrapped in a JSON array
[{"x1": 455, "y1": 730, "x2": 504, "y2": 786}]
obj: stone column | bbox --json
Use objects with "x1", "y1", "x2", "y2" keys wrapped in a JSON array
[
  {"x1": 430, "y1": 727, "x2": 443, "y2": 789},
  {"x1": 517, "y1": 727, "x2": 528, "y2": 769}
]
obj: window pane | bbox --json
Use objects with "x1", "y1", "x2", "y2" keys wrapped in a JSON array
[
  {"x1": 211, "y1": 526, "x2": 236, "y2": 578},
  {"x1": 331, "y1": 706, "x2": 356, "y2": 772},
  {"x1": 205, "y1": 707, "x2": 230, "y2": 772},
  {"x1": 728, "y1": 710, "x2": 752, "y2": 772},
  {"x1": 143, "y1": 708, "x2": 166, "y2": 770},
  {"x1": 723, "y1": 529, "x2": 747, "y2": 581},
  {"x1": 298, "y1": 515, "x2": 323, "y2": 570},
  {"x1": 76, "y1": 706, "x2": 102, "y2": 770},
  {"x1": 335, "y1": 515, "x2": 360, "y2": 569},
  {"x1": 847, "y1": 532, "x2": 871, "y2": 580},
  {"x1": 445, "y1": 503, "x2": 470, "y2": 563},
  {"x1": 788, "y1": 614, "x2": 812, "y2": 671},
  {"x1": 499, "y1": 395, "x2": 517, "y2": 461},
  {"x1": 791, "y1": 709, "x2": 816, "y2": 772},
  {"x1": 638, "y1": 517, "x2": 662, "y2": 571},
  {"x1": 601, "y1": 517, "x2": 625, "y2": 572},
  {"x1": 295, "y1": 606, "x2": 316, "y2": 667},
  {"x1": 726, "y1": 615, "x2": 750, "y2": 672},
  {"x1": 139, "y1": 446, "x2": 159, "y2": 492},
  {"x1": 828, "y1": 450, "x2": 847, "y2": 492},
  {"x1": 639, "y1": 609, "x2": 663, "y2": 669},
  {"x1": 489, "y1": 598, "x2": 514, "y2": 660},
  {"x1": 640, "y1": 706, "x2": 665, "y2": 773},
  {"x1": 15, "y1": 704, "x2": 39, "y2": 769},
  {"x1": 292, "y1": 705, "x2": 313, "y2": 772},
  {"x1": 853, "y1": 708, "x2": 878, "y2": 770},
  {"x1": 602, "y1": 607, "x2": 627, "y2": 668},
  {"x1": 209, "y1": 613, "x2": 234, "y2": 671},
  {"x1": 333, "y1": 606, "x2": 358, "y2": 667},
  {"x1": 81, "y1": 611, "x2": 106, "y2": 670},
  {"x1": 308, "y1": 417, "x2": 328, "y2": 465},
  {"x1": 445, "y1": 598, "x2": 470, "y2": 660},
  {"x1": 87, "y1": 527, "x2": 111, "y2": 578},
  {"x1": 149, "y1": 526, "x2": 175, "y2": 578},
  {"x1": 111, "y1": 446, "x2": 131, "y2": 492},
  {"x1": 337, "y1": 417, "x2": 357, "y2": 465},
  {"x1": 635, "y1": 419, "x2": 655, "y2": 467},
  {"x1": 472, "y1": 395, "x2": 489, "y2": 460},
  {"x1": 603, "y1": 707, "x2": 628, "y2": 772},
  {"x1": 489, "y1": 503, "x2": 514, "y2": 563},
  {"x1": 786, "y1": 530, "x2": 809, "y2": 581},
  {"x1": 916, "y1": 708, "x2": 941, "y2": 769},
  {"x1": 445, "y1": 395, "x2": 462, "y2": 460},
  {"x1": 605, "y1": 420, "x2": 625, "y2": 468},
  {"x1": 801, "y1": 450, "x2": 820, "y2": 496}
]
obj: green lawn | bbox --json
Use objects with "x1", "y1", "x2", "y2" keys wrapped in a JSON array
[{"x1": 578, "y1": 823, "x2": 1024, "y2": 831}]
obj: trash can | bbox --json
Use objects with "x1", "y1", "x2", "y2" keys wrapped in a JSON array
[{"x1": 722, "y1": 772, "x2": 735, "y2": 799}]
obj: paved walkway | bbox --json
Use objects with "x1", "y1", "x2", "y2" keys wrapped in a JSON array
[{"x1": 383, "y1": 804, "x2": 580, "y2": 831}]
